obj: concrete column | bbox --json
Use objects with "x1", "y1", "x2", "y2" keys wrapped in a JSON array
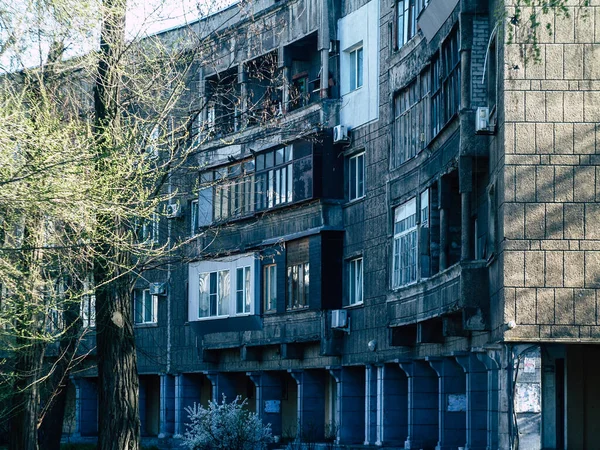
[
  {"x1": 428, "y1": 358, "x2": 467, "y2": 450},
  {"x1": 364, "y1": 365, "x2": 377, "y2": 445},
  {"x1": 174, "y1": 374, "x2": 204, "y2": 436},
  {"x1": 381, "y1": 364, "x2": 408, "y2": 446},
  {"x1": 459, "y1": 156, "x2": 473, "y2": 261},
  {"x1": 320, "y1": 49, "x2": 329, "y2": 99},
  {"x1": 399, "y1": 361, "x2": 439, "y2": 449},
  {"x1": 289, "y1": 369, "x2": 326, "y2": 441},
  {"x1": 439, "y1": 177, "x2": 450, "y2": 270},
  {"x1": 74, "y1": 377, "x2": 98, "y2": 437},
  {"x1": 204, "y1": 371, "x2": 237, "y2": 403},
  {"x1": 476, "y1": 352, "x2": 500, "y2": 450},
  {"x1": 455, "y1": 354, "x2": 489, "y2": 450},
  {"x1": 334, "y1": 367, "x2": 365, "y2": 445},
  {"x1": 247, "y1": 372, "x2": 283, "y2": 438},
  {"x1": 159, "y1": 375, "x2": 175, "y2": 438},
  {"x1": 375, "y1": 365, "x2": 384, "y2": 445}
]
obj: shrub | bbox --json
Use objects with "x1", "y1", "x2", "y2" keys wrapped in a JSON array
[{"x1": 182, "y1": 395, "x2": 272, "y2": 450}]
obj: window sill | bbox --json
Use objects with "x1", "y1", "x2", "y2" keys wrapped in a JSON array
[
  {"x1": 134, "y1": 322, "x2": 158, "y2": 328},
  {"x1": 193, "y1": 313, "x2": 254, "y2": 322},
  {"x1": 285, "y1": 306, "x2": 309, "y2": 312},
  {"x1": 345, "y1": 195, "x2": 366, "y2": 206},
  {"x1": 344, "y1": 301, "x2": 364, "y2": 309}
]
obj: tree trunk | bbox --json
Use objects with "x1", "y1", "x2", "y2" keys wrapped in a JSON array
[{"x1": 93, "y1": 1, "x2": 141, "y2": 449}]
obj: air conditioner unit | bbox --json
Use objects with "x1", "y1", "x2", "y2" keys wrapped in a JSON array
[
  {"x1": 333, "y1": 125, "x2": 350, "y2": 144},
  {"x1": 165, "y1": 202, "x2": 182, "y2": 219},
  {"x1": 475, "y1": 107, "x2": 491, "y2": 134},
  {"x1": 149, "y1": 282, "x2": 167, "y2": 296},
  {"x1": 331, "y1": 309, "x2": 348, "y2": 329}
]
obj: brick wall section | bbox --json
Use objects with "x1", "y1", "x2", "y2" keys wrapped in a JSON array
[
  {"x1": 501, "y1": 3, "x2": 600, "y2": 341},
  {"x1": 471, "y1": 16, "x2": 489, "y2": 107}
]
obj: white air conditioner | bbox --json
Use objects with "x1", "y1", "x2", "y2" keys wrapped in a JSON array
[
  {"x1": 149, "y1": 282, "x2": 167, "y2": 296},
  {"x1": 333, "y1": 125, "x2": 350, "y2": 144},
  {"x1": 331, "y1": 309, "x2": 348, "y2": 329},
  {"x1": 165, "y1": 202, "x2": 182, "y2": 219},
  {"x1": 475, "y1": 107, "x2": 491, "y2": 133}
]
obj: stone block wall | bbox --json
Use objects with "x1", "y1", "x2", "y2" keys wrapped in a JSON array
[{"x1": 500, "y1": 1, "x2": 600, "y2": 341}]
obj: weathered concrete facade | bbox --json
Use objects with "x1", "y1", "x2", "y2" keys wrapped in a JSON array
[{"x1": 67, "y1": 0, "x2": 600, "y2": 448}]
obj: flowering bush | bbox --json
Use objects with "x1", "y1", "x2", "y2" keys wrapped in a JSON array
[{"x1": 182, "y1": 395, "x2": 272, "y2": 450}]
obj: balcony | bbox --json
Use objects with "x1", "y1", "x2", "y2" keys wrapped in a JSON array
[{"x1": 387, "y1": 260, "x2": 488, "y2": 330}]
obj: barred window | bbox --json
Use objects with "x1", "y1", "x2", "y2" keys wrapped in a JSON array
[
  {"x1": 393, "y1": 74, "x2": 429, "y2": 167},
  {"x1": 392, "y1": 198, "x2": 418, "y2": 287},
  {"x1": 432, "y1": 28, "x2": 461, "y2": 136}
]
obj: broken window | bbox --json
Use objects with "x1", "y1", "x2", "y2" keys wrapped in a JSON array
[
  {"x1": 246, "y1": 51, "x2": 282, "y2": 125},
  {"x1": 205, "y1": 68, "x2": 240, "y2": 136}
]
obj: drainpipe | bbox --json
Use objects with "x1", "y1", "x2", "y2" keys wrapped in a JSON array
[{"x1": 320, "y1": 0, "x2": 330, "y2": 99}]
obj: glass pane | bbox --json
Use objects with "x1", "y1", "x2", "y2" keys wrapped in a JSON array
[
  {"x1": 218, "y1": 270, "x2": 230, "y2": 315},
  {"x1": 287, "y1": 164, "x2": 293, "y2": 202},
  {"x1": 256, "y1": 154, "x2": 265, "y2": 171},
  {"x1": 287, "y1": 266, "x2": 293, "y2": 309},
  {"x1": 285, "y1": 145, "x2": 293, "y2": 162},
  {"x1": 349, "y1": 50, "x2": 356, "y2": 90},
  {"x1": 210, "y1": 272, "x2": 217, "y2": 315},
  {"x1": 349, "y1": 261, "x2": 355, "y2": 304},
  {"x1": 269, "y1": 265, "x2": 276, "y2": 310},
  {"x1": 357, "y1": 154, "x2": 364, "y2": 197},
  {"x1": 245, "y1": 267, "x2": 251, "y2": 313},
  {"x1": 275, "y1": 168, "x2": 281, "y2": 205},
  {"x1": 265, "y1": 151, "x2": 274, "y2": 169},
  {"x1": 144, "y1": 290, "x2": 152, "y2": 322},
  {"x1": 134, "y1": 290, "x2": 142, "y2": 323},
  {"x1": 357, "y1": 259, "x2": 363, "y2": 302},
  {"x1": 303, "y1": 263, "x2": 310, "y2": 307},
  {"x1": 198, "y1": 274, "x2": 210, "y2": 318},
  {"x1": 236, "y1": 267, "x2": 244, "y2": 313},
  {"x1": 276, "y1": 148, "x2": 284, "y2": 165},
  {"x1": 357, "y1": 48, "x2": 363, "y2": 88}
]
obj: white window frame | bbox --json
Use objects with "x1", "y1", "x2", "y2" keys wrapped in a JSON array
[
  {"x1": 134, "y1": 289, "x2": 158, "y2": 325},
  {"x1": 392, "y1": 198, "x2": 418, "y2": 288},
  {"x1": 349, "y1": 46, "x2": 364, "y2": 91},
  {"x1": 190, "y1": 255, "x2": 256, "y2": 321},
  {"x1": 348, "y1": 257, "x2": 364, "y2": 305},
  {"x1": 348, "y1": 152, "x2": 365, "y2": 201},
  {"x1": 263, "y1": 264, "x2": 277, "y2": 313},
  {"x1": 190, "y1": 199, "x2": 198, "y2": 235}
]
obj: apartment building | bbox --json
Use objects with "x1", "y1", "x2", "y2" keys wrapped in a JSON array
[{"x1": 67, "y1": 0, "x2": 600, "y2": 448}]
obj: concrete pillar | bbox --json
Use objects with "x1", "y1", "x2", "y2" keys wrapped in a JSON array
[
  {"x1": 159, "y1": 375, "x2": 175, "y2": 438},
  {"x1": 333, "y1": 367, "x2": 365, "y2": 445},
  {"x1": 204, "y1": 371, "x2": 237, "y2": 403},
  {"x1": 364, "y1": 365, "x2": 377, "y2": 445},
  {"x1": 428, "y1": 358, "x2": 467, "y2": 450},
  {"x1": 247, "y1": 372, "x2": 283, "y2": 438},
  {"x1": 459, "y1": 156, "x2": 473, "y2": 261},
  {"x1": 455, "y1": 354, "x2": 488, "y2": 450},
  {"x1": 399, "y1": 360, "x2": 439, "y2": 449},
  {"x1": 439, "y1": 177, "x2": 450, "y2": 270},
  {"x1": 74, "y1": 377, "x2": 98, "y2": 437},
  {"x1": 289, "y1": 369, "x2": 326, "y2": 441},
  {"x1": 380, "y1": 364, "x2": 408, "y2": 446},
  {"x1": 174, "y1": 374, "x2": 204, "y2": 436},
  {"x1": 476, "y1": 352, "x2": 500, "y2": 450},
  {"x1": 320, "y1": 49, "x2": 329, "y2": 99}
]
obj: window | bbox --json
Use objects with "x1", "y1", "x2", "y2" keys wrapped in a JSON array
[
  {"x1": 432, "y1": 28, "x2": 461, "y2": 136},
  {"x1": 205, "y1": 68, "x2": 240, "y2": 136},
  {"x1": 348, "y1": 257, "x2": 363, "y2": 305},
  {"x1": 212, "y1": 161, "x2": 255, "y2": 221},
  {"x1": 263, "y1": 264, "x2": 277, "y2": 313},
  {"x1": 397, "y1": 0, "x2": 429, "y2": 49},
  {"x1": 255, "y1": 146, "x2": 293, "y2": 210},
  {"x1": 393, "y1": 74, "x2": 429, "y2": 167},
  {"x1": 198, "y1": 270, "x2": 230, "y2": 318},
  {"x1": 236, "y1": 267, "x2": 252, "y2": 314},
  {"x1": 392, "y1": 198, "x2": 418, "y2": 287},
  {"x1": 348, "y1": 152, "x2": 365, "y2": 201},
  {"x1": 193, "y1": 258, "x2": 255, "y2": 320},
  {"x1": 287, "y1": 263, "x2": 309, "y2": 310},
  {"x1": 349, "y1": 46, "x2": 363, "y2": 91},
  {"x1": 190, "y1": 199, "x2": 198, "y2": 235},
  {"x1": 145, "y1": 125, "x2": 160, "y2": 159},
  {"x1": 140, "y1": 212, "x2": 159, "y2": 244},
  {"x1": 81, "y1": 275, "x2": 95, "y2": 328},
  {"x1": 134, "y1": 289, "x2": 158, "y2": 324}
]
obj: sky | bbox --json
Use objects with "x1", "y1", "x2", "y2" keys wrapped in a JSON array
[{"x1": 0, "y1": 0, "x2": 237, "y2": 72}]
